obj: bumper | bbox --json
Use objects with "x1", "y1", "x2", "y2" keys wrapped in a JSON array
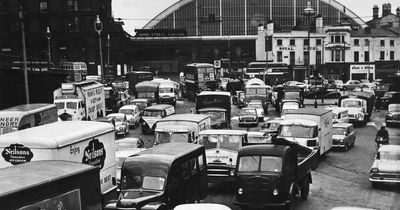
[
  {"x1": 370, "y1": 173, "x2": 400, "y2": 184},
  {"x1": 207, "y1": 165, "x2": 236, "y2": 183},
  {"x1": 234, "y1": 200, "x2": 290, "y2": 208},
  {"x1": 369, "y1": 178, "x2": 400, "y2": 184},
  {"x1": 160, "y1": 97, "x2": 176, "y2": 105},
  {"x1": 386, "y1": 119, "x2": 400, "y2": 124},
  {"x1": 239, "y1": 120, "x2": 258, "y2": 126}
]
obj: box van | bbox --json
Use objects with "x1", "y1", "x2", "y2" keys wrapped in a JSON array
[
  {"x1": 105, "y1": 143, "x2": 207, "y2": 210},
  {"x1": 0, "y1": 121, "x2": 117, "y2": 202},
  {"x1": 0, "y1": 160, "x2": 102, "y2": 209},
  {"x1": 325, "y1": 106, "x2": 349, "y2": 123},
  {"x1": 154, "y1": 114, "x2": 211, "y2": 145},
  {"x1": 141, "y1": 104, "x2": 175, "y2": 134}
]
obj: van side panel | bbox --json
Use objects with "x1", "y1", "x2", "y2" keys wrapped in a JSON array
[{"x1": 0, "y1": 131, "x2": 116, "y2": 196}]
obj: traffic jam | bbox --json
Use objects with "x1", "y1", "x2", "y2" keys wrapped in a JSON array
[{"x1": 0, "y1": 63, "x2": 399, "y2": 210}]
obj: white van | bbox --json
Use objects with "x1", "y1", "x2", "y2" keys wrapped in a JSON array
[
  {"x1": 0, "y1": 121, "x2": 117, "y2": 201},
  {"x1": 325, "y1": 106, "x2": 349, "y2": 123},
  {"x1": 141, "y1": 104, "x2": 176, "y2": 134}
]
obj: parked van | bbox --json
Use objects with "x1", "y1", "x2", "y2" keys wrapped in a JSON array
[
  {"x1": 0, "y1": 121, "x2": 117, "y2": 202},
  {"x1": 0, "y1": 103, "x2": 58, "y2": 135},
  {"x1": 153, "y1": 78, "x2": 180, "y2": 106},
  {"x1": 0, "y1": 160, "x2": 102, "y2": 209},
  {"x1": 154, "y1": 114, "x2": 211, "y2": 145},
  {"x1": 325, "y1": 106, "x2": 349, "y2": 123},
  {"x1": 105, "y1": 143, "x2": 207, "y2": 210},
  {"x1": 141, "y1": 104, "x2": 176, "y2": 134}
]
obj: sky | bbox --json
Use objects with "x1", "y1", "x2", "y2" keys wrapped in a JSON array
[{"x1": 112, "y1": 0, "x2": 400, "y2": 36}]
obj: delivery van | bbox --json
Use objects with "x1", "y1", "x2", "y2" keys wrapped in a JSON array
[
  {"x1": 0, "y1": 121, "x2": 117, "y2": 202},
  {"x1": 0, "y1": 160, "x2": 102, "y2": 209}
]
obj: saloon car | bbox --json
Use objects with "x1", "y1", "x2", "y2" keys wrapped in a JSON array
[
  {"x1": 369, "y1": 145, "x2": 400, "y2": 188},
  {"x1": 332, "y1": 123, "x2": 355, "y2": 151},
  {"x1": 238, "y1": 107, "x2": 258, "y2": 127},
  {"x1": 107, "y1": 113, "x2": 130, "y2": 137},
  {"x1": 385, "y1": 104, "x2": 400, "y2": 127}
]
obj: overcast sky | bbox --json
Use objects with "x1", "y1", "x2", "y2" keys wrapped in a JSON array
[{"x1": 112, "y1": 0, "x2": 400, "y2": 35}]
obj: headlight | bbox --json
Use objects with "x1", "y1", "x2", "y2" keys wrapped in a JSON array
[
  {"x1": 386, "y1": 114, "x2": 392, "y2": 119},
  {"x1": 238, "y1": 188, "x2": 243, "y2": 195},
  {"x1": 142, "y1": 122, "x2": 146, "y2": 126},
  {"x1": 229, "y1": 169, "x2": 235, "y2": 176},
  {"x1": 273, "y1": 189, "x2": 279, "y2": 196},
  {"x1": 370, "y1": 168, "x2": 379, "y2": 173}
]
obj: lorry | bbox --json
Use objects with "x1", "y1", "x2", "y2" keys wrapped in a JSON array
[
  {"x1": 126, "y1": 70, "x2": 154, "y2": 96},
  {"x1": 0, "y1": 121, "x2": 117, "y2": 202},
  {"x1": 339, "y1": 91, "x2": 375, "y2": 123},
  {"x1": 196, "y1": 91, "x2": 231, "y2": 129},
  {"x1": 104, "y1": 83, "x2": 128, "y2": 115},
  {"x1": 53, "y1": 80, "x2": 106, "y2": 121},
  {"x1": 0, "y1": 160, "x2": 103, "y2": 209},
  {"x1": 152, "y1": 78, "x2": 180, "y2": 106},
  {"x1": 244, "y1": 82, "x2": 271, "y2": 114},
  {"x1": 234, "y1": 138, "x2": 318, "y2": 209},
  {"x1": 154, "y1": 114, "x2": 211, "y2": 145},
  {"x1": 280, "y1": 108, "x2": 333, "y2": 157},
  {"x1": 134, "y1": 81, "x2": 160, "y2": 105},
  {"x1": 274, "y1": 86, "x2": 304, "y2": 113}
]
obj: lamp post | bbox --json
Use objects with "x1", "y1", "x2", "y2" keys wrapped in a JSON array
[
  {"x1": 45, "y1": 27, "x2": 51, "y2": 69},
  {"x1": 106, "y1": 34, "x2": 110, "y2": 67},
  {"x1": 94, "y1": 15, "x2": 104, "y2": 83},
  {"x1": 303, "y1": 0, "x2": 316, "y2": 108},
  {"x1": 19, "y1": 6, "x2": 29, "y2": 104}
]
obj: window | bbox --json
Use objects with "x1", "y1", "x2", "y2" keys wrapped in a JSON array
[
  {"x1": 198, "y1": 154, "x2": 205, "y2": 168},
  {"x1": 390, "y1": 51, "x2": 394, "y2": 60},
  {"x1": 304, "y1": 39, "x2": 309, "y2": 46},
  {"x1": 316, "y1": 51, "x2": 322, "y2": 65},
  {"x1": 277, "y1": 39, "x2": 282, "y2": 46},
  {"x1": 289, "y1": 51, "x2": 295, "y2": 65},
  {"x1": 335, "y1": 36, "x2": 341, "y2": 43},
  {"x1": 380, "y1": 40, "x2": 385, "y2": 47},
  {"x1": 304, "y1": 51, "x2": 309, "y2": 64},
  {"x1": 39, "y1": 1, "x2": 48, "y2": 13},
  {"x1": 289, "y1": 39, "x2": 295, "y2": 45},
  {"x1": 335, "y1": 50, "x2": 341, "y2": 62},
  {"x1": 316, "y1": 39, "x2": 322, "y2": 46},
  {"x1": 181, "y1": 161, "x2": 190, "y2": 179},
  {"x1": 354, "y1": 39, "x2": 359, "y2": 46},
  {"x1": 277, "y1": 51, "x2": 283, "y2": 62},
  {"x1": 66, "y1": 0, "x2": 78, "y2": 11},
  {"x1": 365, "y1": 39, "x2": 370, "y2": 46},
  {"x1": 380, "y1": 51, "x2": 385, "y2": 60},
  {"x1": 190, "y1": 158, "x2": 197, "y2": 175},
  {"x1": 364, "y1": 51, "x2": 369, "y2": 62},
  {"x1": 65, "y1": 17, "x2": 79, "y2": 32},
  {"x1": 354, "y1": 51, "x2": 359, "y2": 62},
  {"x1": 390, "y1": 40, "x2": 394, "y2": 47},
  {"x1": 331, "y1": 36, "x2": 334, "y2": 43}
]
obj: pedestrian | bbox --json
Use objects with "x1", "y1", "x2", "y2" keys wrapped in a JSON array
[{"x1": 375, "y1": 96, "x2": 381, "y2": 112}]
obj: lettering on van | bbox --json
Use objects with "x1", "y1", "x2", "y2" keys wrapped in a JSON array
[
  {"x1": 70, "y1": 145, "x2": 80, "y2": 155},
  {"x1": 82, "y1": 138, "x2": 106, "y2": 169},
  {"x1": 2, "y1": 144, "x2": 33, "y2": 165},
  {"x1": 0, "y1": 117, "x2": 20, "y2": 127}
]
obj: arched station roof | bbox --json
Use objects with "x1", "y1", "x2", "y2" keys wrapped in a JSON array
[{"x1": 143, "y1": 0, "x2": 367, "y2": 36}]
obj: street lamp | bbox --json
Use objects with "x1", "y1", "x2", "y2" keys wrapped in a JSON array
[
  {"x1": 303, "y1": 0, "x2": 316, "y2": 108},
  {"x1": 45, "y1": 26, "x2": 51, "y2": 69},
  {"x1": 106, "y1": 34, "x2": 110, "y2": 67},
  {"x1": 94, "y1": 15, "x2": 104, "y2": 83}
]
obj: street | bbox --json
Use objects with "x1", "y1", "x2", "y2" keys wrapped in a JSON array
[{"x1": 122, "y1": 97, "x2": 400, "y2": 210}]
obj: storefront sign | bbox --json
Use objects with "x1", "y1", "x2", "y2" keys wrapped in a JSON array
[{"x1": 350, "y1": 65, "x2": 375, "y2": 74}]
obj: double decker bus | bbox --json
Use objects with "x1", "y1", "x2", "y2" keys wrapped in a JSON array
[
  {"x1": 245, "y1": 62, "x2": 289, "y2": 85},
  {"x1": 58, "y1": 62, "x2": 88, "y2": 82},
  {"x1": 183, "y1": 63, "x2": 217, "y2": 101}
]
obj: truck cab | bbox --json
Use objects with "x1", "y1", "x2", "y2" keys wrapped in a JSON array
[
  {"x1": 278, "y1": 119, "x2": 319, "y2": 150},
  {"x1": 341, "y1": 98, "x2": 367, "y2": 123},
  {"x1": 234, "y1": 140, "x2": 318, "y2": 209}
]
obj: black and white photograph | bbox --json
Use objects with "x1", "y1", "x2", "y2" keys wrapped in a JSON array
[{"x1": 0, "y1": 0, "x2": 399, "y2": 209}]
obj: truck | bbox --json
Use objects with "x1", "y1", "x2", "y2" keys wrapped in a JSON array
[
  {"x1": 134, "y1": 81, "x2": 160, "y2": 105},
  {"x1": 244, "y1": 80, "x2": 271, "y2": 114},
  {"x1": 280, "y1": 108, "x2": 333, "y2": 157},
  {"x1": 154, "y1": 114, "x2": 211, "y2": 145},
  {"x1": 0, "y1": 121, "x2": 118, "y2": 202},
  {"x1": 196, "y1": 91, "x2": 231, "y2": 129},
  {"x1": 126, "y1": 70, "x2": 154, "y2": 96},
  {"x1": 152, "y1": 78, "x2": 180, "y2": 106},
  {"x1": 274, "y1": 85, "x2": 304, "y2": 113},
  {"x1": 234, "y1": 138, "x2": 318, "y2": 209},
  {"x1": 0, "y1": 160, "x2": 103, "y2": 209},
  {"x1": 53, "y1": 80, "x2": 106, "y2": 121},
  {"x1": 339, "y1": 91, "x2": 375, "y2": 123},
  {"x1": 104, "y1": 83, "x2": 128, "y2": 115}
]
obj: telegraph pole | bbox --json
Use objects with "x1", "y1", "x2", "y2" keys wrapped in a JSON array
[{"x1": 19, "y1": 6, "x2": 29, "y2": 104}]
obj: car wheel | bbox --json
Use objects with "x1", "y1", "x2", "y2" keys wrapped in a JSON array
[
  {"x1": 344, "y1": 144, "x2": 348, "y2": 151},
  {"x1": 371, "y1": 182, "x2": 380, "y2": 189},
  {"x1": 300, "y1": 178, "x2": 310, "y2": 200}
]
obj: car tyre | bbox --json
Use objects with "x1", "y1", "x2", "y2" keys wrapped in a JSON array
[
  {"x1": 300, "y1": 178, "x2": 310, "y2": 201},
  {"x1": 344, "y1": 144, "x2": 349, "y2": 151},
  {"x1": 371, "y1": 182, "x2": 380, "y2": 189}
]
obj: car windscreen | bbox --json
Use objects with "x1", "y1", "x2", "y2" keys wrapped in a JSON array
[
  {"x1": 119, "y1": 109, "x2": 133, "y2": 115},
  {"x1": 143, "y1": 110, "x2": 162, "y2": 117},
  {"x1": 240, "y1": 109, "x2": 256, "y2": 115},
  {"x1": 380, "y1": 151, "x2": 400, "y2": 160},
  {"x1": 332, "y1": 127, "x2": 347, "y2": 135},
  {"x1": 342, "y1": 100, "x2": 361, "y2": 108},
  {"x1": 279, "y1": 124, "x2": 315, "y2": 138},
  {"x1": 238, "y1": 156, "x2": 282, "y2": 172},
  {"x1": 200, "y1": 135, "x2": 241, "y2": 151}
]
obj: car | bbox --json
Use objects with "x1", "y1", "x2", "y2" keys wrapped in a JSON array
[
  {"x1": 247, "y1": 100, "x2": 264, "y2": 121},
  {"x1": 174, "y1": 203, "x2": 232, "y2": 210},
  {"x1": 94, "y1": 117, "x2": 116, "y2": 128},
  {"x1": 107, "y1": 113, "x2": 130, "y2": 137},
  {"x1": 381, "y1": 91, "x2": 400, "y2": 109},
  {"x1": 359, "y1": 82, "x2": 376, "y2": 90},
  {"x1": 247, "y1": 131, "x2": 271, "y2": 144},
  {"x1": 332, "y1": 123, "x2": 355, "y2": 151},
  {"x1": 128, "y1": 98, "x2": 151, "y2": 114},
  {"x1": 332, "y1": 80, "x2": 344, "y2": 89},
  {"x1": 284, "y1": 81, "x2": 310, "y2": 91},
  {"x1": 353, "y1": 86, "x2": 375, "y2": 95},
  {"x1": 280, "y1": 101, "x2": 300, "y2": 116},
  {"x1": 115, "y1": 137, "x2": 146, "y2": 183},
  {"x1": 260, "y1": 118, "x2": 283, "y2": 136},
  {"x1": 385, "y1": 103, "x2": 400, "y2": 127},
  {"x1": 369, "y1": 145, "x2": 400, "y2": 188},
  {"x1": 342, "y1": 80, "x2": 361, "y2": 90},
  {"x1": 238, "y1": 107, "x2": 258, "y2": 127},
  {"x1": 118, "y1": 104, "x2": 141, "y2": 128}
]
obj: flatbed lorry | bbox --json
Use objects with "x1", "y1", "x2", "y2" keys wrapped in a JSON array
[{"x1": 235, "y1": 138, "x2": 318, "y2": 209}]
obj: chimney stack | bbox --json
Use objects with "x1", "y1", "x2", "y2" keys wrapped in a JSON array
[
  {"x1": 373, "y1": 5, "x2": 379, "y2": 19},
  {"x1": 397, "y1": 7, "x2": 400, "y2": 16},
  {"x1": 382, "y1": 3, "x2": 391, "y2": 17}
]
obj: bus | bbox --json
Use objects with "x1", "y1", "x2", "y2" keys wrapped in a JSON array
[
  {"x1": 59, "y1": 62, "x2": 88, "y2": 82},
  {"x1": 126, "y1": 71, "x2": 154, "y2": 95},
  {"x1": 0, "y1": 103, "x2": 58, "y2": 135},
  {"x1": 11, "y1": 61, "x2": 55, "y2": 72},
  {"x1": 245, "y1": 62, "x2": 289, "y2": 85},
  {"x1": 183, "y1": 63, "x2": 217, "y2": 101}
]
